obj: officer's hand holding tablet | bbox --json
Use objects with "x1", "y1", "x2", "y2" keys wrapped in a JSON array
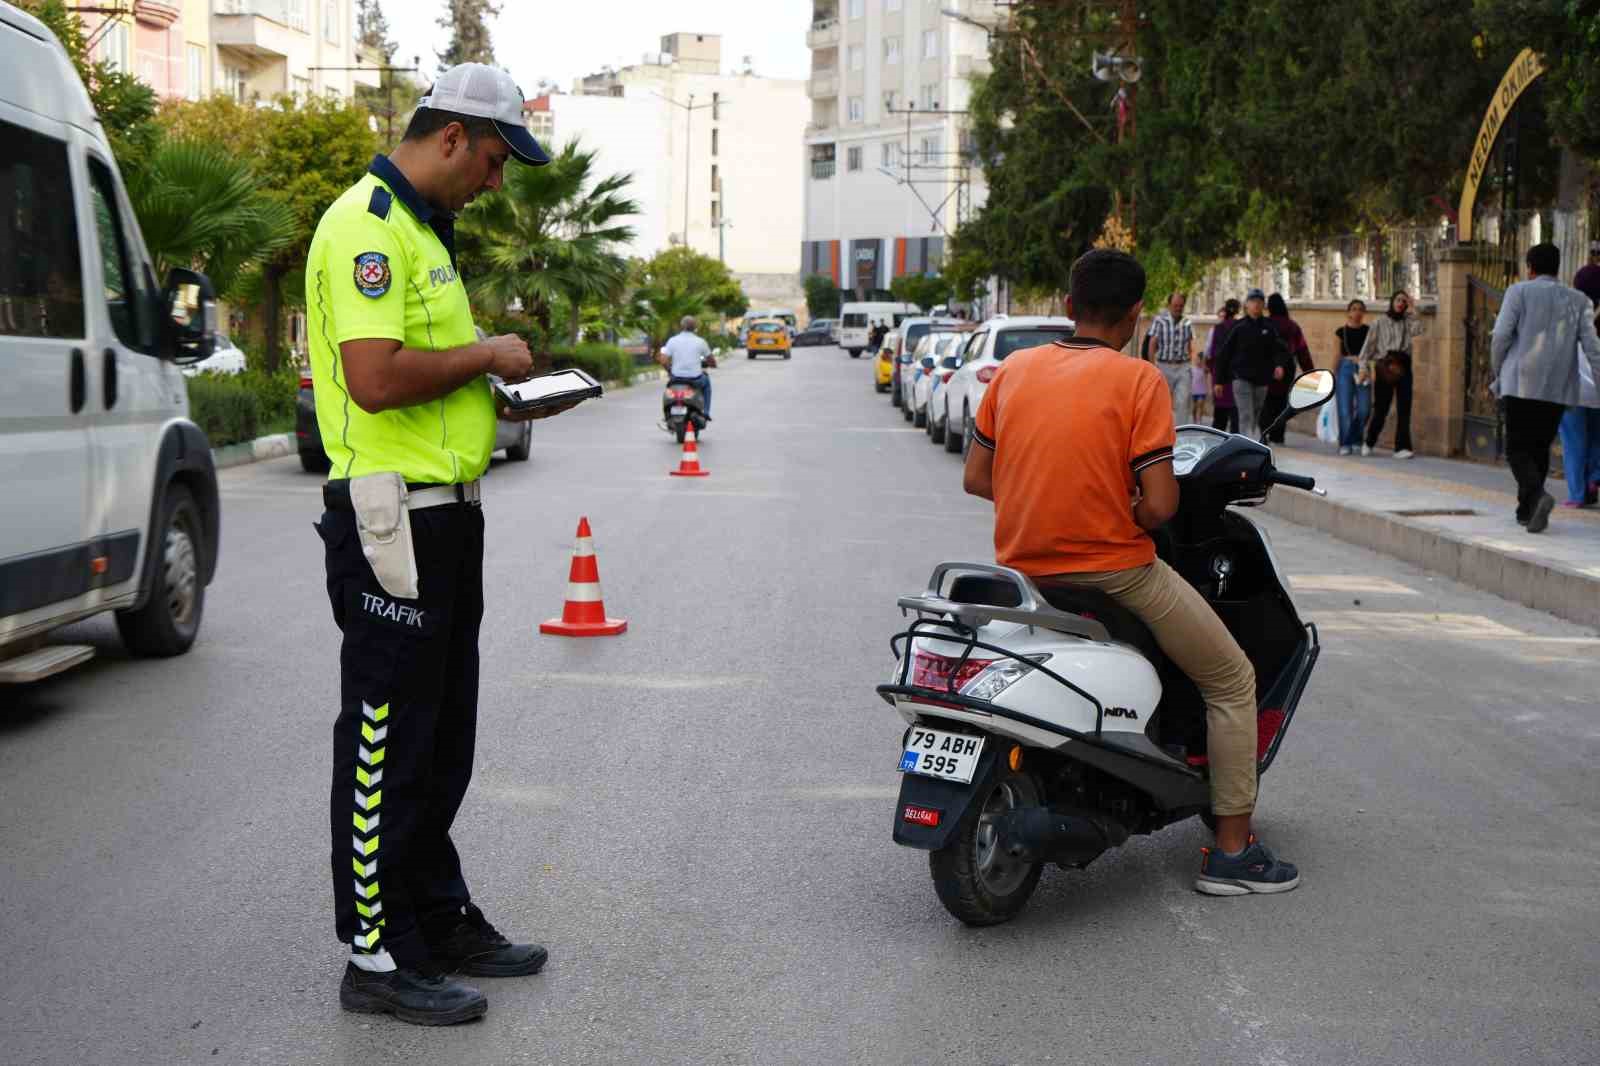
[{"x1": 493, "y1": 367, "x2": 602, "y2": 422}]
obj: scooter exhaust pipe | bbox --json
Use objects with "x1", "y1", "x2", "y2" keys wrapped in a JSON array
[{"x1": 989, "y1": 806, "x2": 1131, "y2": 866}]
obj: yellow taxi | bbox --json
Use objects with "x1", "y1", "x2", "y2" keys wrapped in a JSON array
[
  {"x1": 746, "y1": 318, "x2": 792, "y2": 360},
  {"x1": 875, "y1": 329, "x2": 901, "y2": 392}
]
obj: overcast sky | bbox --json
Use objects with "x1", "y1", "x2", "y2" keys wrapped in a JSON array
[{"x1": 385, "y1": 1, "x2": 814, "y2": 91}]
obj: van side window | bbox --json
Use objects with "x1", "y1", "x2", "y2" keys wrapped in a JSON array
[
  {"x1": 0, "y1": 121, "x2": 85, "y2": 339},
  {"x1": 87, "y1": 158, "x2": 157, "y2": 353}
]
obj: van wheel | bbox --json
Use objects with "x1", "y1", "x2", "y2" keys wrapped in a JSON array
[
  {"x1": 913, "y1": 406, "x2": 927, "y2": 429},
  {"x1": 504, "y1": 421, "x2": 531, "y2": 462},
  {"x1": 929, "y1": 410, "x2": 946, "y2": 444},
  {"x1": 300, "y1": 449, "x2": 331, "y2": 474},
  {"x1": 929, "y1": 769, "x2": 1044, "y2": 926},
  {"x1": 115, "y1": 485, "x2": 204, "y2": 658}
]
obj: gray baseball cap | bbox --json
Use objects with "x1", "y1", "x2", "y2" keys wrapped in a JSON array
[
  {"x1": 419, "y1": 62, "x2": 550, "y2": 166},
  {"x1": 1246, "y1": 287, "x2": 1266, "y2": 301}
]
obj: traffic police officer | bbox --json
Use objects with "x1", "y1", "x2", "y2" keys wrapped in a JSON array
[{"x1": 306, "y1": 63, "x2": 568, "y2": 1025}]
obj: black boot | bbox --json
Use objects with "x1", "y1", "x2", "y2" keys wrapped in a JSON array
[
  {"x1": 339, "y1": 963, "x2": 487, "y2": 1026},
  {"x1": 426, "y1": 903, "x2": 549, "y2": 977}
]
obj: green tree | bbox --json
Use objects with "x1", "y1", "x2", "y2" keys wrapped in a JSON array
[
  {"x1": 163, "y1": 95, "x2": 381, "y2": 369},
  {"x1": 630, "y1": 248, "x2": 749, "y2": 352},
  {"x1": 20, "y1": 0, "x2": 160, "y2": 176},
  {"x1": 889, "y1": 273, "x2": 949, "y2": 311},
  {"x1": 436, "y1": 0, "x2": 500, "y2": 69},
  {"x1": 1476, "y1": 0, "x2": 1600, "y2": 163},
  {"x1": 958, "y1": 0, "x2": 1516, "y2": 295},
  {"x1": 459, "y1": 140, "x2": 639, "y2": 349},
  {"x1": 803, "y1": 273, "x2": 841, "y2": 319},
  {"x1": 356, "y1": 0, "x2": 396, "y2": 60},
  {"x1": 125, "y1": 139, "x2": 297, "y2": 299}
]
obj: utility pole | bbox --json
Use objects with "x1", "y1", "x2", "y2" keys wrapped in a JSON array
[
  {"x1": 308, "y1": 56, "x2": 421, "y2": 149},
  {"x1": 654, "y1": 91, "x2": 715, "y2": 252}
]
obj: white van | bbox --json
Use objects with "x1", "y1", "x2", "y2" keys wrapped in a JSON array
[
  {"x1": 0, "y1": 2, "x2": 221, "y2": 682},
  {"x1": 840, "y1": 301, "x2": 919, "y2": 357}
]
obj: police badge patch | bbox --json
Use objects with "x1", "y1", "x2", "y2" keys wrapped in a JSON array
[{"x1": 353, "y1": 252, "x2": 391, "y2": 298}]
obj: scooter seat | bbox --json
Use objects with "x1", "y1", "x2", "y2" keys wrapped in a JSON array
[
  {"x1": 945, "y1": 575, "x2": 1162, "y2": 665},
  {"x1": 1032, "y1": 584, "x2": 1163, "y2": 665}
]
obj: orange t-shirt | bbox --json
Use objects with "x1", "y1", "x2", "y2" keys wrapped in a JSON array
[{"x1": 973, "y1": 340, "x2": 1175, "y2": 575}]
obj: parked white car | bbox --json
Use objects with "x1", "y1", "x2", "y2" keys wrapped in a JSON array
[
  {"x1": 180, "y1": 332, "x2": 247, "y2": 376},
  {"x1": 0, "y1": 2, "x2": 222, "y2": 683},
  {"x1": 902, "y1": 330, "x2": 974, "y2": 427},
  {"x1": 938, "y1": 316, "x2": 1076, "y2": 455}
]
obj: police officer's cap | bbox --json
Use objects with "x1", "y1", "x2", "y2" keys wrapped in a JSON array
[{"x1": 418, "y1": 63, "x2": 551, "y2": 167}]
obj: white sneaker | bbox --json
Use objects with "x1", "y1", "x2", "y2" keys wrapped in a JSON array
[
  {"x1": 1360, "y1": 444, "x2": 1372, "y2": 456},
  {"x1": 1338, "y1": 446, "x2": 1353, "y2": 456},
  {"x1": 1394, "y1": 449, "x2": 1414, "y2": 459}
]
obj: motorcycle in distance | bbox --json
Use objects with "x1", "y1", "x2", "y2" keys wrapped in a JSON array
[
  {"x1": 878, "y1": 369, "x2": 1336, "y2": 925},
  {"x1": 661, "y1": 350, "x2": 716, "y2": 444}
]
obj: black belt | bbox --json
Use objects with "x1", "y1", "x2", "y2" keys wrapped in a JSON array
[{"x1": 323, "y1": 480, "x2": 483, "y2": 511}]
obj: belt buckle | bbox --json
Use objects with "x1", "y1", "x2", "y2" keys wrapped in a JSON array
[{"x1": 457, "y1": 481, "x2": 482, "y2": 506}]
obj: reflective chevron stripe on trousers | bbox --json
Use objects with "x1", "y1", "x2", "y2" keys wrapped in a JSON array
[{"x1": 316, "y1": 497, "x2": 486, "y2": 971}]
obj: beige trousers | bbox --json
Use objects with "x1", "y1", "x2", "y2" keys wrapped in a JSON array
[{"x1": 1040, "y1": 559, "x2": 1258, "y2": 815}]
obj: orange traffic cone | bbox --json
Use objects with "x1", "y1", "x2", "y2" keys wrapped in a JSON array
[
  {"x1": 539, "y1": 517, "x2": 628, "y2": 637},
  {"x1": 670, "y1": 425, "x2": 710, "y2": 477}
]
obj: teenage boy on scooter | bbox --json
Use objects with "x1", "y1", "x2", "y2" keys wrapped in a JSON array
[{"x1": 961, "y1": 248, "x2": 1301, "y2": 896}]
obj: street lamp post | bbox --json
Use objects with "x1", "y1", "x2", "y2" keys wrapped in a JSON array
[{"x1": 654, "y1": 92, "x2": 716, "y2": 252}]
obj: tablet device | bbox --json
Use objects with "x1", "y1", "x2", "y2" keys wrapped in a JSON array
[{"x1": 493, "y1": 368, "x2": 603, "y2": 412}]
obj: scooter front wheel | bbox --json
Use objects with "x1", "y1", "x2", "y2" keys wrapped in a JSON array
[{"x1": 929, "y1": 767, "x2": 1043, "y2": 926}]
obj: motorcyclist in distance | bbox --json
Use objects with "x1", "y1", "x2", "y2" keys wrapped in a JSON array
[{"x1": 658, "y1": 315, "x2": 713, "y2": 419}]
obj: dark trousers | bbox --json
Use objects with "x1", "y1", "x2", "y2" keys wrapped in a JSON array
[
  {"x1": 317, "y1": 499, "x2": 485, "y2": 969},
  {"x1": 1259, "y1": 391, "x2": 1290, "y2": 442},
  {"x1": 1212, "y1": 402, "x2": 1239, "y2": 433},
  {"x1": 1366, "y1": 357, "x2": 1413, "y2": 451},
  {"x1": 1503, "y1": 396, "x2": 1568, "y2": 520}
]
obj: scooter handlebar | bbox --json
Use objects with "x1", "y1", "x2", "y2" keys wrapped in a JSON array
[{"x1": 1267, "y1": 470, "x2": 1317, "y2": 492}]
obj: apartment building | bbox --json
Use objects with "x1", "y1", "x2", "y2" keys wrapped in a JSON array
[
  {"x1": 803, "y1": 0, "x2": 995, "y2": 298},
  {"x1": 555, "y1": 33, "x2": 810, "y2": 313},
  {"x1": 84, "y1": 0, "x2": 376, "y2": 103}
]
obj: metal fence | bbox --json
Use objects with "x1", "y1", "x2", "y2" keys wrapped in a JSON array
[
  {"x1": 1194, "y1": 223, "x2": 1458, "y2": 312},
  {"x1": 1193, "y1": 209, "x2": 1593, "y2": 312}
]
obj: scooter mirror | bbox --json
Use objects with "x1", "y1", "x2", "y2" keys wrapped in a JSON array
[{"x1": 1287, "y1": 369, "x2": 1335, "y2": 412}]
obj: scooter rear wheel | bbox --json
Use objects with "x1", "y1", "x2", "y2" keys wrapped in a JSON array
[{"x1": 929, "y1": 768, "x2": 1043, "y2": 926}]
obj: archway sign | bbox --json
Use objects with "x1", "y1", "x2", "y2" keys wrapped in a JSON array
[{"x1": 1458, "y1": 47, "x2": 1546, "y2": 242}]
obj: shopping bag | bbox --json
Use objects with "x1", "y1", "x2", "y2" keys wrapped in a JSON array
[{"x1": 1316, "y1": 397, "x2": 1340, "y2": 443}]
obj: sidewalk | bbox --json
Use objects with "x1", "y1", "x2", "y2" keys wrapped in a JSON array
[{"x1": 1262, "y1": 431, "x2": 1600, "y2": 629}]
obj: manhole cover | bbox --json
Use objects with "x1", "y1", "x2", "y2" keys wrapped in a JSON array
[{"x1": 1387, "y1": 508, "x2": 1479, "y2": 516}]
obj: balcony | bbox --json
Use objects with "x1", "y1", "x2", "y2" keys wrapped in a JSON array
[
  {"x1": 134, "y1": 1, "x2": 181, "y2": 28},
  {"x1": 808, "y1": 71, "x2": 838, "y2": 99},
  {"x1": 807, "y1": 17, "x2": 841, "y2": 49},
  {"x1": 212, "y1": 0, "x2": 308, "y2": 59}
]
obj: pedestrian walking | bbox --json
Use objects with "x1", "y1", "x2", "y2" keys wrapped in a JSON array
[
  {"x1": 1206, "y1": 299, "x2": 1241, "y2": 433},
  {"x1": 1144, "y1": 291, "x2": 1196, "y2": 426},
  {"x1": 1260, "y1": 293, "x2": 1316, "y2": 443},
  {"x1": 1332, "y1": 300, "x2": 1372, "y2": 455},
  {"x1": 304, "y1": 63, "x2": 565, "y2": 1025},
  {"x1": 1360, "y1": 290, "x2": 1425, "y2": 457},
  {"x1": 1560, "y1": 250, "x2": 1600, "y2": 507},
  {"x1": 1489, "y1": 242, "x2": 1600, "y2": 532},
  {"x1": 1214, "y1": 288, "x2": 1292, "y2": 439}
]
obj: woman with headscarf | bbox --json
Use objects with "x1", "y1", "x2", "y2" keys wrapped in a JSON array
[
  {"x1": 1205, "y1": 299, "x2": 1242, "y2": 433},
  {"x1": 1260, "y1": 293, "x2": 1315, "y2": 442},
  {"x1": 1360, "y1": 290, "x2": 1425, "y2": 458}
]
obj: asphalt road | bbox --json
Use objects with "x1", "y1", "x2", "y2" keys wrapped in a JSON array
[{"x1": 3, "y1": 346, "x2": 1598, "y2": 1065}]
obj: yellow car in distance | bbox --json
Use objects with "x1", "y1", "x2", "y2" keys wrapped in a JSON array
[
  {"x1": 875, "y1": 329, "x2": 901, "y2": 392},
  {"x1": 746, "y1": 319, "x2": 792, "y2": 360}
]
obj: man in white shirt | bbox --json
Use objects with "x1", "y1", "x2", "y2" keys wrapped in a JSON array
[{"x1": 659, "y1": 316, "x2": 713, "y2": 417}]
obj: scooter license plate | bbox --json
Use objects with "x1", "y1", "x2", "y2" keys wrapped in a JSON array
[
  {"x1": 898, "y1": 727, "x2": 984, "y2": 784},
  {"x1": 669, "y1": 404, "x2": 688, "y2": 415}
]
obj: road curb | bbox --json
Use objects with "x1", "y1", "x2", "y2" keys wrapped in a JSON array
[
  {"x1": 212, "y1": 432, "x2": 294, "y2": 471},
  {"x1": 1262, "y1": 485, "x2": 1600, "y2": 629}
]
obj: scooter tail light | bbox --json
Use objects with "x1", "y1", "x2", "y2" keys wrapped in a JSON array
[
  {"x1": 960, "y1": 654, "x2": 1052, "y2": 702},
  {"x1": 976, "y1": 365, "x2": 996, "y2": 383},
  {"x1": 911, "y1": 650, "x2": 994, "y2": 692}
]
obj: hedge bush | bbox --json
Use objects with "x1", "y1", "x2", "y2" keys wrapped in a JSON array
[
  {"x1": 551, "y1": 341, "x2": 634, "y2": 385},
  {"x1": 185, "y1": 362, "x2": 299, "y2": 447}
]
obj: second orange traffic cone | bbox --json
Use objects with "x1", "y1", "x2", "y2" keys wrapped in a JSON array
[
  {"x1": 670, "y1": 425, "x2": 710, "y2": 477},
  {"x1": 539, "y1": 517, "x2": 628, "y2": 637}
]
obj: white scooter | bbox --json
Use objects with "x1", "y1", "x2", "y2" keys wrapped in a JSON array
[{"x1": 878, "y1": 370, "x2": 1336, "y2": 924}]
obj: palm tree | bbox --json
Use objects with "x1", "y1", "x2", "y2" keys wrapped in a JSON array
[
  {"x1": 124, "y1": 139, "x2": 296, "y2": 299},
  {"x1": 460, "y1": 139, "x2": 639, "y2": 348}
]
